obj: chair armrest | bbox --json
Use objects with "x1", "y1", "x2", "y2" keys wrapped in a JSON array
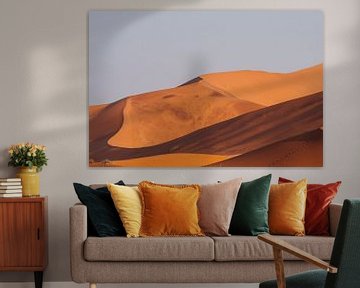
[
  {"x1": 258, "y1": 234, "x2": 337, "y2": 273},
  {"x1": 329, "y1": 203, "x2": 342, "y2": 236}
]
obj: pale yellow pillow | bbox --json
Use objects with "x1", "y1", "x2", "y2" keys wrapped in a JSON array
[{"x1": 107, "y1": 183, "x2": 142, "y2": 237}]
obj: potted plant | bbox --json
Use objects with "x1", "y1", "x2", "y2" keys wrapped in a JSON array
[{"x1": 8, "y1": 143, "x2": 48, "y2": 197}]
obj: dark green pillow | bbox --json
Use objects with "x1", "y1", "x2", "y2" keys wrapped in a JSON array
[
  {"x1": 73, "y1": 181, "x2": 126, "y2": 237},
  {"x1": 229, "y1": 174, "x2": 272, "y2": 236}
]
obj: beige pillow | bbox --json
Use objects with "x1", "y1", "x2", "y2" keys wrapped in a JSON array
[{"x1": 198, "y1": 178, "x2": 242, "y2": 236}]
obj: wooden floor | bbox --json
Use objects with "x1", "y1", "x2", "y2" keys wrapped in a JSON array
[{"x1": 0, "y1": 283, "x2": 259, "y2": 288}]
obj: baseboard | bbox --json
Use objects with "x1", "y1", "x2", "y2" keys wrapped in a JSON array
[{"x1": 0, "y1": 282, "x2": 259, "y2": 288}]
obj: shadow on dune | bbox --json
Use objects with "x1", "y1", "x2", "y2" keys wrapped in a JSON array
[
  {"x1": 89, "y1": 91, "x2": 323, "y2": 166},
  {"x1": 207, "y1": 129, "x2": 323, "y2": 167}
]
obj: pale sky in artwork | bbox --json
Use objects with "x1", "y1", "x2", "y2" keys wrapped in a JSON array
[{"x1": 89, "y1": 11, "x2": 323, "y2": 105}]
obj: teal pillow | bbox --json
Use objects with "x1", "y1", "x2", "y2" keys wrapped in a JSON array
[{"x1": 229, "y1": 174, "x2": 272, "y2": 236}]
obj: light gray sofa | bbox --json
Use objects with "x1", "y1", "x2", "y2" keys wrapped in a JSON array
[{"x1": 70, "y1": 203, "x2": 342, "y2": 288}]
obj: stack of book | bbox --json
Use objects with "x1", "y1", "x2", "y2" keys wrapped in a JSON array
[{"x1": 0, "y1": 178, "x2": 22, "y2": 197}]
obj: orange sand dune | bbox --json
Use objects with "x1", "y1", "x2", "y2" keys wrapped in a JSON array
[
  {"x1": 208, "y1": 129, "x2": 323, "y2": 167},
  {"x1": 89, "y1": 65, "x2": 323, "y2": 166},
  {"x1": 201, "y1": 64, "x2": 322, "y2": 106},
  {"x1": 108, "y1": 81, "x2": 264, "y2": 148},
  {"x1": 90, "y1": 153, "x2": 233, "y2": 167},
  {"x1": 89, "y1": 92, "x2": 322, "y2": 164},
  {"x1": 89, "y1": 104, "x2": 108, "y2": 120},
  {"x1": 105, "y1": 65, "x2": 322, "y2": 149},
  {"x1": 89, "y1": 129, "x2": 322, "y2": 167},
  {"x1": 89, "y1": 100, "x2": 125, "y2": 143},
  {"x1": 89, "y1": 98, "x2": 126, "y2": 161}
]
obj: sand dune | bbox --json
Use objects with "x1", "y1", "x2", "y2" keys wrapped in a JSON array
[
  {"x1": 107, "y1": 65, "x2": 322, "y2": 149},
  {"x1": 207, "y1": 129, "x2": 323, "y2": 167},
  {"x1": 108, "y1": 81, "x2": 264, "y2": 148},
  {"x1": 89, "y1": 99, "x2": 126, "y2": 159},
  {"x1": 89, "y1": 92, "x2": 322, "y2": 163},
  {"x1": 201, "y1": 64, "x2": 322, "y2": 106},
  {"x1": 89, "y1": 64, "x2": 323, "y2": 167},
  {"x1": 90, "y1": 153, "x2": 233, "y2": 167},
  {"x1": 89, "y1": 129, "x2": 322, "y2": 168},
  {"x1": 89, "y1": 103, "x2": 108, "y2": 120}
]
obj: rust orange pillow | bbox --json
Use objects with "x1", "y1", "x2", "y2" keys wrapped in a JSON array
[
  {"x1": 269, "y1": 179, "x2": 307, "y2": 236},
  {"x1": 279, "y1": 177, "x2": 341, "y2": 236},
  {"x1": 138, "y1": 181, "x2": 204, "y2": 237}
]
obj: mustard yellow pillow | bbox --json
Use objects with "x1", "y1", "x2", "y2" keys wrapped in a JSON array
[
  {"x1": 139, "y1": 181, "x2": 204, "y2": 237},
  {"x1": 269, "y1": 179, "x2": 307, "y2": 236},
  {"x1": 107, "y1": 183, "x2": 142, "y2": 237}
]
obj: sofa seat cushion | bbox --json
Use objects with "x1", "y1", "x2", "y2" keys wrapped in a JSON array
[
  {"x1": 212, "y1": 236, "x2": 334, "y2": 261},
  {"x1": 84, "y1": 236, "x2": 214, "y2": 261}
]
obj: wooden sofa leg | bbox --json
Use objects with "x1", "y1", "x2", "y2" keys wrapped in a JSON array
[{"x1": 89, "y1": 283, "x2": 97, "y2": 288}]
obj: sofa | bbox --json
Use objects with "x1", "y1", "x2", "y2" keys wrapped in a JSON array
[{"x1": 70, "y1": 200, "x2": 342, "y2": 287}]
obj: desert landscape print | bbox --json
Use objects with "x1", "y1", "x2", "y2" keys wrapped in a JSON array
[
  {"x1": 89, "y1": 64, "x2": 323, "y2": 167},
  {"x1": 89, "y1": 11, "x2": 323, "y2": 167}
]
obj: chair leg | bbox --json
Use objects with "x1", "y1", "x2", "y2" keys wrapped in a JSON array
[
  {"x1": 273, "y1": 247, "x2": 286, "y2": 288},
  {"x1": 89, "y1": 283, "x2": 97, "y2": 288}
]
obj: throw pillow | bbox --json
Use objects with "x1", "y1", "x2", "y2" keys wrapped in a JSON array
[
  {"x1": 107, "y1": 183, "x2": 142, "y2": 238},
  {"x1": 73, "y1": 181, "x2": 126, "y2": 237},
  {"x1": 198, "y1": 178, "x2": 242, "y2": 236},
  {"x1": 279, "y1": 177, "x2": 341, "y2": 236},
  {"x1": 269, "y1": 179, "x2": 307, "y2": 236},
  {"x1": 229, "y1": 174, "x2": 272, "y2": 236},
  {"x1": 139, "y1": 181, "x2": 203, "y2": 237}
]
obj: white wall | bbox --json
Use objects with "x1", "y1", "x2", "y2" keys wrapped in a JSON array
[{"x1": 0, "y1": 0, "x2": 359, "y2": 283}]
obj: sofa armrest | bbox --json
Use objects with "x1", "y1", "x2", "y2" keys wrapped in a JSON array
[
  {"x1": 69, "y1": 203, "x2": 88, "y2": 283},
  {"x1": 329, "y1": 203, "x2": 342, "y2": 237}
]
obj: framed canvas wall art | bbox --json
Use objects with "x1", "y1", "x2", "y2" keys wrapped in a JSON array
[{"x1": 89, "y1": 11, "x2": 323, "y2": 167}]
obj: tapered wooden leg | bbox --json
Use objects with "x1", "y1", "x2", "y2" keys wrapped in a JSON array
[
  {"x1": 89, "y1": 283, "x2": 97, "y2": 288},
  {"x1": 34, "y1": 271, "x2": 43, "y2": 288},
  {"x1": 273, "y1": 247, "x2": 286, "y2": 288}
]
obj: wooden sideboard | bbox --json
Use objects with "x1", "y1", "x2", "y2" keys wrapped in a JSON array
[{"x1": 0, "y1": 197, "x2": 47, "y2": 288}]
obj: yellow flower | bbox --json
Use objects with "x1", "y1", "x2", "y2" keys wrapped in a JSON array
[
  {"x1": 8, "y1": 149, "x2": 13, "y2": 155},
  {"x1": 27, "y1": 152, "x2": 32, "y2": 157}
]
